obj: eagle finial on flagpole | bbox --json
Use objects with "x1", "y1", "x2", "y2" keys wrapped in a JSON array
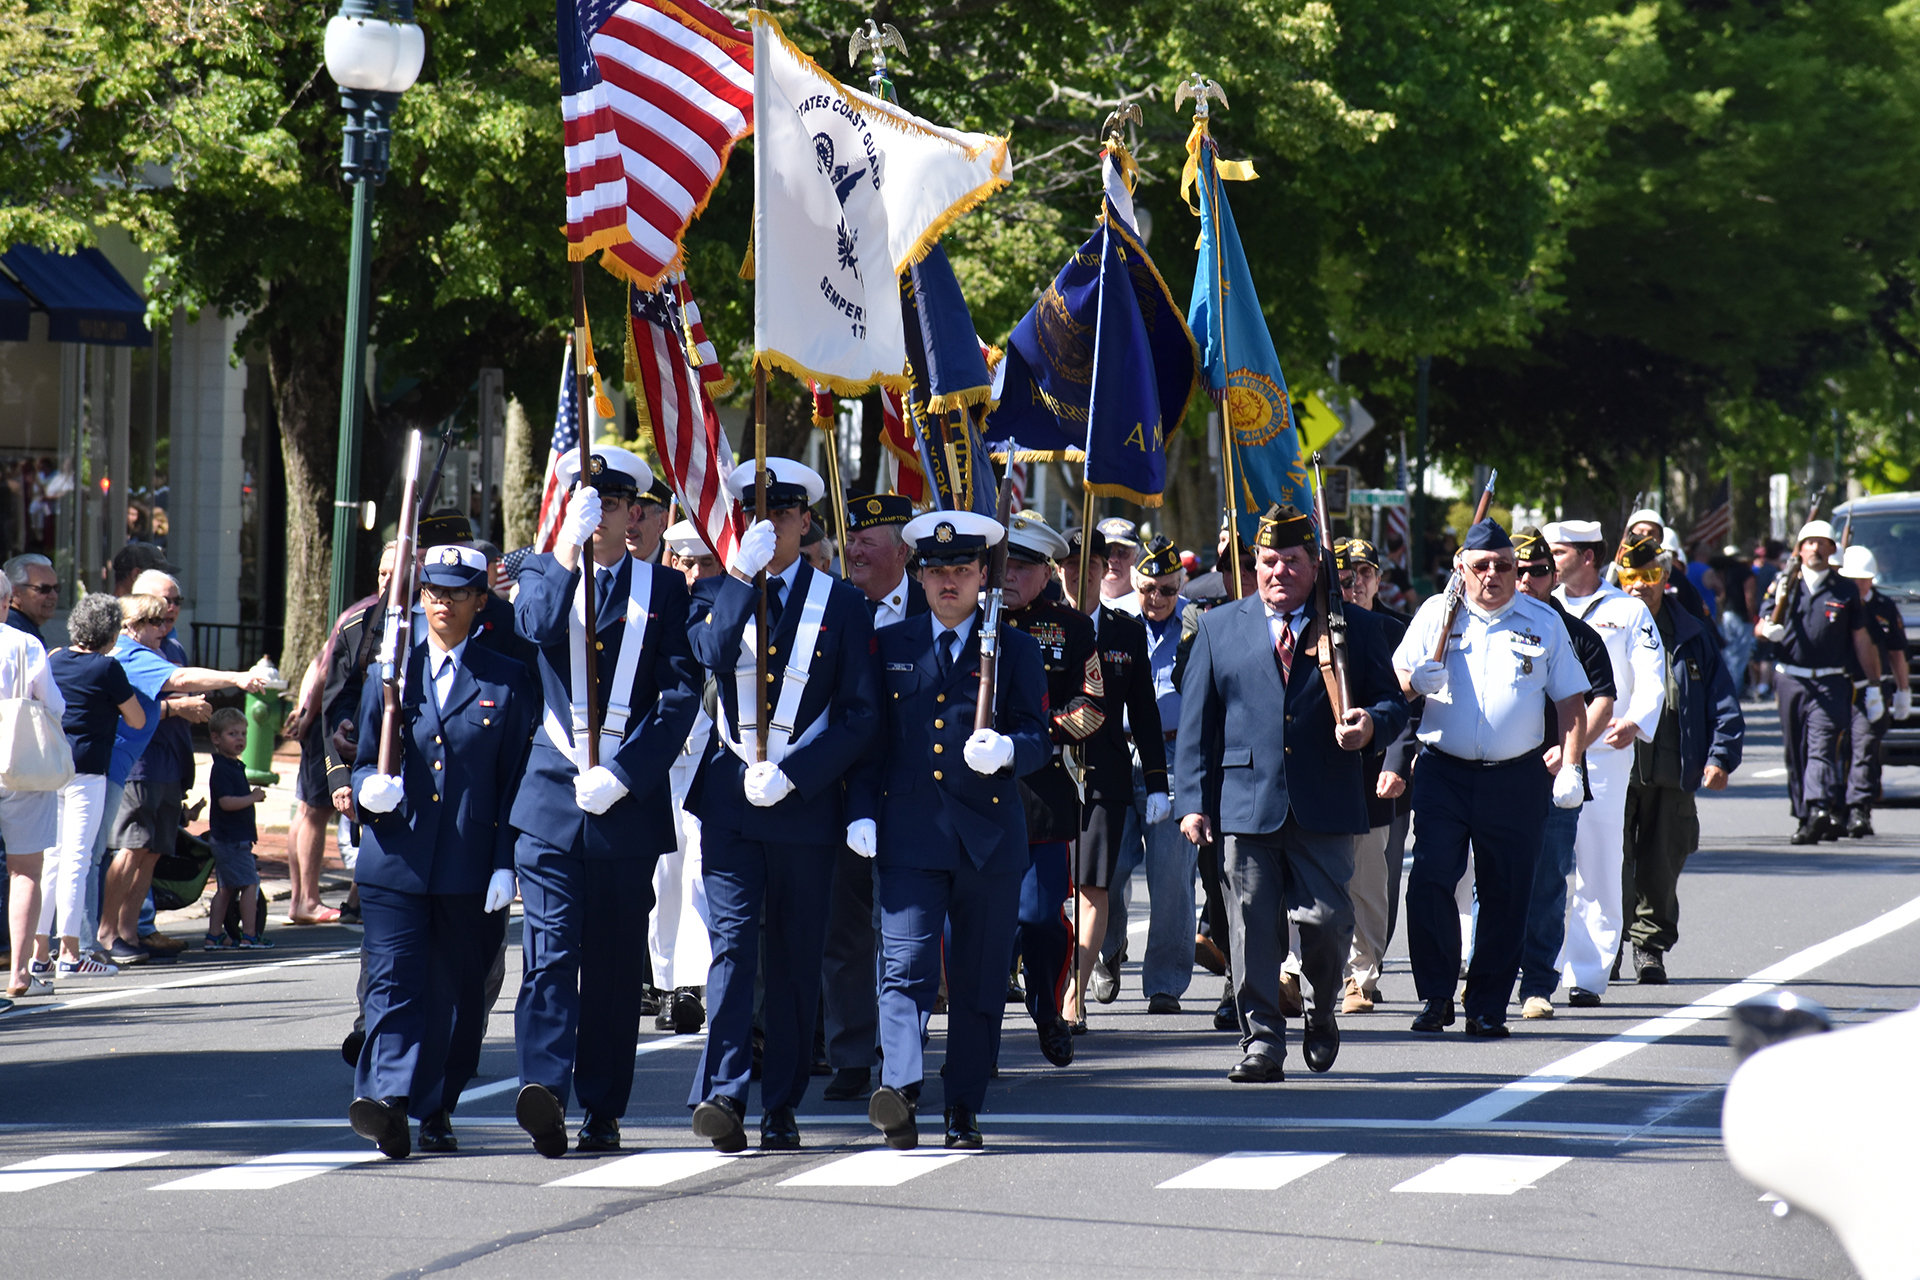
[
  {"x1": 848, "y1": 19, "x2": 908, "y2": 98},
  {"x1": 1101, "y1": 101, "x2": 1142, "y2": 148},
  {"x1": 1174, "y1": 73, "x2": 1229, "y2": 120}
]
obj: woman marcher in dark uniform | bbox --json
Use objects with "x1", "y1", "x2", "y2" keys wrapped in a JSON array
[{"x1": 347, "y1": 545, "x2": 536, "y2": 1159}]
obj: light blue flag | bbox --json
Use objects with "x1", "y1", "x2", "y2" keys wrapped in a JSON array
[{"x1": 1186, "y1": 135, "x2": 1309, "y2": 541}]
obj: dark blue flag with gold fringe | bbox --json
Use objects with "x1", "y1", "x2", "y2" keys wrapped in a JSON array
[
  {"x1": 899, "y1": 244, "x2": 998, "y2": 514},
  {"x1": 983, "y1": 154, "x2": 1197, "y2": 506}
]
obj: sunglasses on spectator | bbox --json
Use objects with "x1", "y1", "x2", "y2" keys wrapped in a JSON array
[
  {"x1": 22, "y1": 583, "x2": 57, "y2": 595},
  {"x1": 1464, "y1": 557, "x2": 1516, "y2": 575},
  {"x1": 1617, "y1": 566, "x2": 1667, "y2": 588},
  {"x1": 420, "y1": 586, "x2": 480, "y2": 604},
  {"x1": 1516, "y1": 563, "x2": 1554, "y2": 579},
  {"x1": 1139, "y1": 585, "x2": 1181, "y2": 599}
]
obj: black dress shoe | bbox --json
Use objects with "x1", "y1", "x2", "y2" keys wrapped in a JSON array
[
  {"x1": 759, "y1": 1106, "x2": 801, "y2": 1151},
  {"x1": 944, "y1": 1106, "x2": 983, "y2": 1149},
  {"x1": 577, "y1": 1115, "x2": 622, "y2": 1153},
  {"x1": 1036, "y1": 1017, "x2": 1076, "y2": 1067},
  {"x1": 515, "y1": 1083, "x2": 569, "y2": 1159},
  {"x1": 1410, "y1": 999, "x2": 1456, "y2": 1033},
  {"x1": 1147, "y1": 993, "x2": 1181, "y2": 1015},
  {"x1": 1090, "y1": 959, "x2": 1119, "y2": 1004},
  {"x1": 419, "y1": 1111, "x2": 457, "y2": 1153},
  {"x1": 823, "y1": 1066, "x2": 871, "y2": 1102},
  {"x1": 1213, "y1": 988, "x2": 1239, "y2": 1032},
  {"x1": 1848, "y1": 806, "x2": 1875, "y2": 838},
  {"x1": 341, "y1": 1027, "x2": 366, "y2": 1068},
  {"x1": 1567, "y1": 987, "x2": 1602, "y2": 1007},
  {"x1": 639, "y1": 987, "x2": 662, "y2": 1018},
  {"x1": 1633, "y1": 945, "x2": 1668, "y2": 985},
  {"x1": 1463, "y1": 1016, "x2": 1511, "y2": 1038},
  {"x1": 691, "y1": 1095, "x2": 748, "y2": 1154},
  {"x1": 1227, "y1": 1052, "x2": 1284, "y2": 1083},
  {"x1": 868, "y1": 1085, "x2": 919, "y2": 1150},
  {"x1": 1303, "y1": 1016, "x2": 1339, "y2": 1073},
  {"x1": 668, "y1": 988, "x2": 706, "y2": 1034},
  {"x1": 349, "y1": 1095, "x2": 411, "y2": 1160},
  {"x1": 1791, "y1": 813, "x2": 1822, "y2": 845}
]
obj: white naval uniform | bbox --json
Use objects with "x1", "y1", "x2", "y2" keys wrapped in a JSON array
[
  {"x1": 1553, "y1": 581, "x2": 1666, "y2": 994},
  {"x1": 648, "y1": 711, "x2": 713, "y2": 991}
]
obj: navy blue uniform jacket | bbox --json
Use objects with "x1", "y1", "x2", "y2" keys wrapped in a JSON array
[
  {"x1": 510, "y1": 553, "x2": 702, "y2": 858},
  {"x1": 351, "y1": 641, "x2": 536, "y2": 894},
  {"x1": 686, "y1": 563, "x2": 881, "y2": 843},
  {"x1": 1175, "y1": 596, "x2": 1410, "y2": 837},
  {"x1": 848, "y1": 611, "x2": 1051, "y2": 874}
]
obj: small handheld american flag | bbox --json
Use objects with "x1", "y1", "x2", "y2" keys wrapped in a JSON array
[{"x1": 534, "y1": 342, "x2": 580, "y2": 554}]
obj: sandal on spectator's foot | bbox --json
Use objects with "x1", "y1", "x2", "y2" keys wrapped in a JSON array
[
  {"x1": 239, "y1": 934, "x2": 275, "y2": 949},
  {"x1": 5, "y1": 976, "x2": 54, "y2": 998},
  {"x1": 203, "y1": 933, "x2": 238, "y2": 950},
  {"x1": 288, "y1": 906, "x2": 342, "y2": 925}
]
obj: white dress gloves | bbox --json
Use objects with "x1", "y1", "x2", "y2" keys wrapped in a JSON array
[
  {"x1": 1144, "y1": 791, "x2": 1172, "y2": 825},
  {"x1": 358, "y1": 774, "x2": 403, "y2": 814},
  {"x1": 1407, "y1": 658, "x2": 1449, "y2": 697},
  {"x1": 730, "y1": 519, "x2": 778, "y2": 578},
  {"x1": 1551, "y1": 761, "x2": 1584, "y2": 810},
  {"x1": 484, "y1": 869, "x2": 517, "y2": 913},
  {"x1": 1895, "y1": 688, "x2": 1913, "y2": 721},
  {"x1": 963, "y1": 728, "x2": 1015, "y2": 775},
  {"x1": 1757, "y1": 620, "x2": 1788, "y2": 644},
  {"x1": 743, "y1": 761, "x2": 795, "y2": 807},
  {"x1": 561, "y1": 487, "x2": 604, "y2": 549},
  {"x1": 1863, "y1": 686, "x2": 1885, "y2": 723},
  {"x1": 573, "y1": 764, "x2": 629, "y2": 814},
  {"x1": 846, "y1": 818, "x2": 878, "y2": 859}
]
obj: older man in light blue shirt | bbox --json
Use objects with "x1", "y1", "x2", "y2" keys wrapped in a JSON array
[{"x1": 1392, "y1": 517, "x2": 1588, "y2": 1037}]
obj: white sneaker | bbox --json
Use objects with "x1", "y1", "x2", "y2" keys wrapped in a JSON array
[
  {"x1": 1522, "y1": 996, "x2": 1555, "y2": 1019},
  {"x1": 28, "y1": 958, "x2": 54, "y2": 977},
  {"x1": 57, "y1": 956, "x2": 119, "y2": 978}
]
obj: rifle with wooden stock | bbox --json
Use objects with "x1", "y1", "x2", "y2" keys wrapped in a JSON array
[
  {"x1": 974, "y1": 462, "x2": 1019, "y2": 732},
  {"x1": 1429, "y1": 469, "x2": 1498, "y2": 664},
  {"x1": 1311, "y1": 452, "x2": 1351, "y2": 720}
]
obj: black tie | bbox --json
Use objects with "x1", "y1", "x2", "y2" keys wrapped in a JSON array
[
  {"x1": 866, "y1": 596, "x2": 880, "y2": 620},
  {"x1": 936, "y1": 629, "x2": 956, "y2": 680},
  {"x1": 594, "y1": 566, "x2": 615, "y2": 617},
  {"x1": 767, "y1": 577, "x2": 786, "y2": 626}
]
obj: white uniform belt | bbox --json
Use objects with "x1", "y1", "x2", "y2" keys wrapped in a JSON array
[
  {"x1": 1777, "y1": 663, "x2": 1845, "y2": 680},
  {"x1": 720, "y1": 568, "x2": 833, "y2": 765}
]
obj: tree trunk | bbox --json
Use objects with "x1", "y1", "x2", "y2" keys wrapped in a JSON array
[
  {"x1": 267, "y1": 314, "x2": 343, "y2": 686},
  {"x1": 502, "y1": 394, "x2": 540, "y2": 551},
  {"x1": 1162, "y1": 424, "x2": 1221, "y2": 556}
]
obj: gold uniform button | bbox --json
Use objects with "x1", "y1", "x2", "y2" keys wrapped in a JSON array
[
  {"x1": 483, "y1": 718, "x2": 491, "y2": 726},
  {"x1": 768, "y1": 644, "x2": 777, "y2": 655},
  {"x1": 767, "y1": 674, "x2": 776, "y2": 684},
  {"x1": 936, "y1": 694, "x2": 945, "y2": 703},
  {"x1": 434, "y1": 735, "x2": 443, "y2": 745},
  {"x1": 1284, "y1": 747, "x2": 1292, "y2": 754},
  {"x1": 934, "y1": 743, "x2": 944, "y2": 754},
  {"x1": 992, "y1": 796, "x2": 999, "y2": 804},
  {"x1": 933, "y1": 770, "x2": 943, "y2": 780},
  {"x1": 893, "y1": 692, "x2": 900, "y2": 699},
  {"x1": 432, "y1": 793, "x2": 440, "y2": 802},
  {"x1": 433, "y1": 760, "x2": 442, "y2": 770},
  {"x1": 934, "y1": 719, "x2": 944, "y2": 729},
  {"x1": 596, "y1": 640, "x2": 605, "y2": 651}
]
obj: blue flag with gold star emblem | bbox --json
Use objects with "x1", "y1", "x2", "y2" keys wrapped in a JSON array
[
  {"x1": 983, "y1": 155, "x2": 1197, "y2": 506},
  {"x1": 1185, "y1": 129, "x2": 1309, "y2": 538}
]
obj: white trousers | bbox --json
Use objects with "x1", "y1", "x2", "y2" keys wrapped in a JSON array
[
  {"x1": 1456, "y1": 850, "x2": 1478, "y2": 971},
  {"x1": 39, "y1": 774, "x2": 107, "y2": 940},
  {"x1": 649, "y1": 755, "x2": 712, "y2": 990},
  {"x1": 1560, "y1": 747, "x2": 1631, "y2": 994}
]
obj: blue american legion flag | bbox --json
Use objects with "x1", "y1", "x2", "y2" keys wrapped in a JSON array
[{"x1": 535, "y1": 343, "x2": 581, "y2": 554}]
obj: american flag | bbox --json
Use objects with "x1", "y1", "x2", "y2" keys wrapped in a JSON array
[
  {"x1": 879, "y1": 389, "x2": 928, "y2": 505},
  {"x1": 534, "y1": 342, "x2": 581, "y2": 554},
  {"x1": 1007, "y1": 459, "x2": 1028, "y2": 513},
  {"x1": 560, "y1": 0, "x2": 753, "y2": 288},
  {"x1": 630, "y1": 282, "x2": 740, "y2": 563},
  {"x1": 1686, "y1": 477, "x2": 1733, "y2": 552},
  {"x1": 1383, "y1": 446, "x2": 1411, "y2": 570}
]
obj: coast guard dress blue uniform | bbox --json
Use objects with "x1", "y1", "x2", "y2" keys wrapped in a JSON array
[
  {"x1": 684, "y1": 460, "x2": 880, "y2": 1151},
  {"x1": 847, "y1": 512, "x2": 1050, "y2": 1149},
  {"x1": 510, "y1": 448, "x2": 701, "y2": 1150},
  {"x1": 348, "y1": 546, "x2": 535, "y2": 1157}
]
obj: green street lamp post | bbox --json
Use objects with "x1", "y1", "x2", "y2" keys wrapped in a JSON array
[{"x1": 322, "y1": 0, "x2": 424, "y2": 625}]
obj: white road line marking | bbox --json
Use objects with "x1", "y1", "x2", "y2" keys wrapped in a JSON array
[
  {"x1": 457, "y1": 1034, "x2": 701, "y2": 1106},
  {"x1": 1156, "y1": 1151, "x2": 1342, "y2": 1190},
  {"x1": 545, "y1": 1150, "x2": 740, "y2": 1188},
  {"x1": 1392, "y1": 1153, "x2": 1570, "y2": 1195},
  {"x1": 0, "y1": 1152, "x2": 167, "y2": 1192},
  {"x1": 1751, "y1": 767, "x2": 1789, "y2": 779},
  {"x1": 777, "y1": 1149, "x2": 973, "y2": 1187},
  {"x1": 150, "y1": 1150, "x2": 383, "y2": 1191},
  {"x1": 1441, "y1": 890, "x2": 1920, "y2": 1127},
  {"x1": 0, "y1": 949, "x2": 360, "y2": 1022}
]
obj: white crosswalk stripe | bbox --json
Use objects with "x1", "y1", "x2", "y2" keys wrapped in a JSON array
[
  {"x1": 546, "y1": 1150, "x2": 740, "y2": 1188},
  {"x1": 149, "y1": 1150, "x2": 384, "y2": 1191},
  {"x1": 1391, "y1": 1153, "x2": 1571, "y2": 1195},
  {"x1": 777, "y1": 1149, "x2": 972, "y2": 1187},
  {"x1": 0, "y1": 1152, "x2": 168, "y2": 1192},
  {"x1": 1157, "y1": 1151, "x2": 1344, "y2": 1190}
]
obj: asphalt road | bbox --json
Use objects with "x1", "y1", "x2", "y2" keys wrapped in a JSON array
[{"x1": 3, "y1": 701, "x2": 1915, "y2": 1279}]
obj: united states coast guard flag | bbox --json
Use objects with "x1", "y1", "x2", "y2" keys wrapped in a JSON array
[
  {"x1": 984, "y1": 145, "x2": 1197, "y2": 505},
  {"x1": 1183, "y1": 121, "x2": 1310, "y2": 538},
  {"x1": 747, "y1": 9, "x2": 1009, "y2": 394}
]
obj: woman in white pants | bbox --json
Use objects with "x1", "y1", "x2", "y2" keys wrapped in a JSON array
[
  {"x1": 1, "y1": 577, "x2": 68, "y2": 997},
  {"x1": 30, "y1": 594, "x2": 144, "y2": 983}
]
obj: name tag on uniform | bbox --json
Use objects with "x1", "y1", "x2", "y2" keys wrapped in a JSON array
[{"x1": 887, "y1": 662, "x2": 915, "y2": 672}]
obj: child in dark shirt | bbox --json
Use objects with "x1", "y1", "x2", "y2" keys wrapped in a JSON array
[{"x1": 205, "y1": 707, "x2": 271, "y2": 949}]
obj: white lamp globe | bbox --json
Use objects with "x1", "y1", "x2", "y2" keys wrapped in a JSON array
[
  {"x1": 325, "y1": 14, "x2": 399, "y2": 92},
  {"x1": 383, "y1": 22, "x2": 425, "y2": 93}
]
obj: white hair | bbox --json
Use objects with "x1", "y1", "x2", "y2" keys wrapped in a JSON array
[{"x1": 130, "y1": 569, "x2": 180, "y2": 597}]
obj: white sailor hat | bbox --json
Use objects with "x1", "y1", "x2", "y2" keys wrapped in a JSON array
[
  {"x1": 1543, "y1": 519, "x2": 1604, "y2": 545},
  {"x1": 1838, "y1": 544, "x2": 1879, "y2": 579},
  {"x1": 1625, "y1": 508, "x2": 1666, "y2": 532},
  {"x1": 1795, "y1": 519, "x2": 1836, "y2": 546},
  {"x1": 902, "y1": 510, "x2": 1004, "y2": 565},
  {"x1": 554, "y1": 444, "x2": 651, "y2": 497},
  {"x1": 419, "y1": 543, "x2": 488, "y2": 589},
  {"x1": 662, "y1": 519, "x2": 707, "y2": 558},
  {"x1": 726, "y1": 458, "x2": 826, "y2": 509},
  {"x1": 1005, "y1": 510, "x2": 1070, "y2": 564}
]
